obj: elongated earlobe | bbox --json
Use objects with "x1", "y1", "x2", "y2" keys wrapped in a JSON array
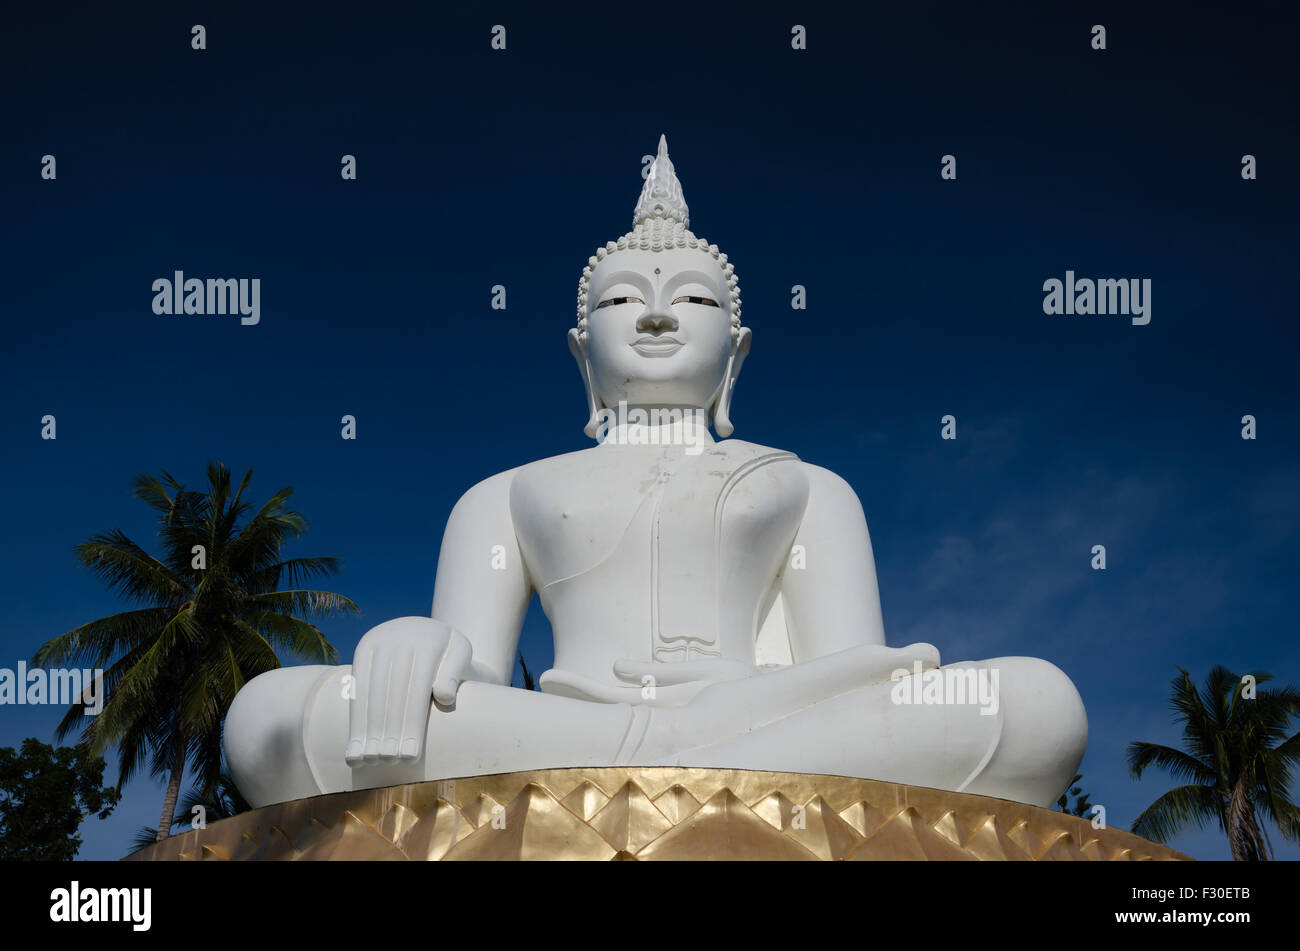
[
  {"x1": 712, "y1": 327, "x2": 751, "y2": 438},
  {"x1": 568, "y1": 328, "x2": 604, "y2": 438}
]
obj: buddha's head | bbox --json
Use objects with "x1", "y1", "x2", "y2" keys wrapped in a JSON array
[{"x1": 570, "y1": 135, "x2": 750, "y2": 438}]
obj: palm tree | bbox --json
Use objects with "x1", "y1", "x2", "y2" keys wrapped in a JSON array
[
  {"x1": 129, "y1": 767, "x2": 251, "y2": 852},
  {"x1": 178, "y1": 766, "x2": 251, "y2": 824},
  {"x1": 35, "y1": 463, "x2": 358, "y2": 841},
  {"x1": 517, "y1": 650, "x2": 537, "y2": 691},
  {"x1": 1055, "y1": 773, "x2": 1094, "y2": 818},
  {"x1": 1127, "y1": 666, "x2": 1300, "y2": 860}
]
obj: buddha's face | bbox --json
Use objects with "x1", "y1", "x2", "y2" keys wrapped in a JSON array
[{"x1": 577, "y1": 248, "x2": 742, "y2": 410}]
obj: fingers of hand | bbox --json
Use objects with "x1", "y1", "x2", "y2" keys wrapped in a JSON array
[
  {"x1": 363, "y1": 646, "x2": 393, "y2": 761},
  {"x1": 399, "y1": 646, "x2": 439, "y2": 759},
  {"x1": 381, "y1": 647, "x2": 416, "y2": 759},
  {"x1": 345, "y1": 621, "x2": 453, "y2": 765},
  {"x1": 345, "y1": 648, "x2": 374, "y2": 764}
]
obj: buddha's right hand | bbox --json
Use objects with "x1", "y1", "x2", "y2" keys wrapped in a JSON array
[{"x1": 345, "y1": 616, "x2": 473, "y2": 766}]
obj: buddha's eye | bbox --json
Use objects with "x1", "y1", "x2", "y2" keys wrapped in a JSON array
[
  {"x1": 671, "y1": 295, "x2": 719, "y2": 307},
  {"x1": 595, "y1": 296, "x2": 645, "y2": 309}
]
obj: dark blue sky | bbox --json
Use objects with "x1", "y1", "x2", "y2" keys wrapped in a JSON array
[{"x1": 2, "y1": 2, "x2": 1297, "y2": 860}]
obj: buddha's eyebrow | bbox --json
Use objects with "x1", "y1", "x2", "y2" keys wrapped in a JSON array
[
  {"x1": 664, "y1": 268, "x2": 726, "y2": 297},
  {"x1": 594, "y1": 270, "x2": 652, "y2": 296}
]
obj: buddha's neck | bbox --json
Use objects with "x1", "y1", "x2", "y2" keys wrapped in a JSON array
[{"x1": 597, "y1": 402, "x2": 715, "y2": 453}]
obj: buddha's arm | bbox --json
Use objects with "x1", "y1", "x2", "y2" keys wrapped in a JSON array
[
  {"x1": 662, "y1": 464, "x2": 935, "y2": 712},
  {"x1": 345, "y1": 470, "x2": 533, "y2": 766},
  {"x1": 430, "y1": 469, "x2": 533, "y2": 686},
  {"x1": 780, "y1": 464, "x2": 889, "y2": 661}
]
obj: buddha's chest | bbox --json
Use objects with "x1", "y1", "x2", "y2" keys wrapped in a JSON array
[{"x1": 510, "y1": 443, "x2": 808, "y2": 650}]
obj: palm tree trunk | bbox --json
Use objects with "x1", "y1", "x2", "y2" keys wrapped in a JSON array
[
  {"x1": 1225, "y1": 787, "x2": 1248, "y2": 861},
  {"x1": 1228, "y1": 823, "x2": 1248, "y2": 861},
  {"x1": 1225, "y1": 777, "x2": 1266, "y2": 861},
  {"x1": 156, "y1": 744, "x2": 185, "y2": 841},
  {"x1": 1240, "y1": 798, "x2": 1268, "y2": 860}
]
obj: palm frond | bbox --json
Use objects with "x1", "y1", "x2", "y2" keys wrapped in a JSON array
[
  {"x1": 1130, "y1": 783, "x2": 1220, "y2": 844},
  {"x1": 244, "y1": 557, "x2": 344, "y2": 594},
  {"x1": 1126, "y1": 742, "x2": 1215, "y2": 784},
  {"x1": 242, "y1": 607, "x2": 342, "y2": 663},
  {"x1": 71, "y1": 533, "x2": 186, "y2": 606},
  {"x1": 246, "y1": 589, "x2": 359, "y2": 620},
  {"x1": 33, "y1": 607, "x2": 172, "y2": 669}
]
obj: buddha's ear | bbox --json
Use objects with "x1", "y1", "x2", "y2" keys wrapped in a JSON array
[
  {"x1": 712, "y1": 326, "x2": 751, "y2": 438},
  {"x1": 568, "y1": 328, "x2": 604, "y2": 438}
]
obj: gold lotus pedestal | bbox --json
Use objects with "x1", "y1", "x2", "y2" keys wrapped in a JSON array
[{"x1": 127, "y1": 767, "x2": 1188, "y2": 861}]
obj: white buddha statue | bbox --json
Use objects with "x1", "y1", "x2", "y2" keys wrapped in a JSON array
[{"x1": 225, "y1": 136, "x2": 1087, "y2": 810}]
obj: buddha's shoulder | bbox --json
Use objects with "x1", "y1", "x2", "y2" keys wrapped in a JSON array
[
  {"x1": 507, "y1": 446, "x2": 611, "y2": 485},
  {"x1": 451, "y1": 449, "x2": 600, "y2": 507},
  {"x1": 709, "y1": 442, "x2": 861, "y2": 503},
  {"x1": 714, "y1": 443, "x2": 864, "y2": 506},
  {"x1": 704, "y1": 437, "x2": 796, "y2": 460}
]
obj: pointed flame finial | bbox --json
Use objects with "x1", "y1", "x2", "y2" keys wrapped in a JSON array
[{"x1": 633, "y1": 133, "x2": 690, "y2": 229}]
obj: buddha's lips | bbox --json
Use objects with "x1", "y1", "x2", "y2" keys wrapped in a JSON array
[{"x1": 631, "y1": 337, "x2": 683, "y2": 356}]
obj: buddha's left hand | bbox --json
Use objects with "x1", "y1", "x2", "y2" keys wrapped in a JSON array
[{"x1": 612, "y1": 657, "x2": 756, "y2": 690}]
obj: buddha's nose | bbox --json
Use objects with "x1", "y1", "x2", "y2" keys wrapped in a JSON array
[{"x1": 636, "y1": 312, "x2": 679, "y2": 335}]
